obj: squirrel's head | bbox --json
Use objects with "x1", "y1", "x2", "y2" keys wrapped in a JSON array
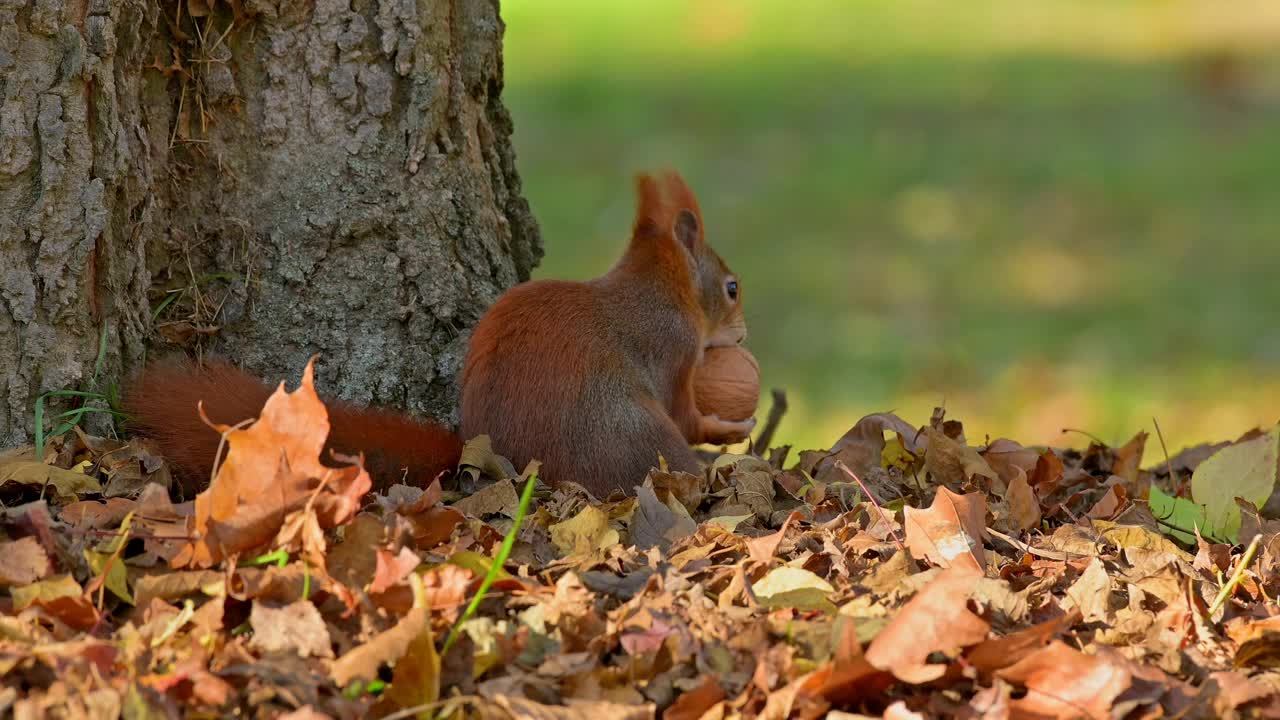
[{"x1": 632, "y1": 171, "x2": 746, "y2": 348}]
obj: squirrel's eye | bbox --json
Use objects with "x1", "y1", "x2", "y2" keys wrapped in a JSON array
[{"x1": 726, "y1": 279, "x2": 739, "y2": 301}]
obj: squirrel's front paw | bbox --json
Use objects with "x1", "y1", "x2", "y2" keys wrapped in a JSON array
[{"x1": 699, "y1": 414, "x2": 756, "y2": 445}]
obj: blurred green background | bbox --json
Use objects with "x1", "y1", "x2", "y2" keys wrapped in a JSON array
[{"x1": 501, "y1": 0, "x2": 1280, "y2": 455}]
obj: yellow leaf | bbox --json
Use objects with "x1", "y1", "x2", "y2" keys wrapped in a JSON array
[
  {"x1": 0, "y1": 460, "x2": 102, "y2": 502},
  {"x1": 447, "y1": 550, "x2": 512, "y2": 582},
  {"x1": 705, "y1": 514, "x2": 752, "y2": 532},
  {"x1": 377, "y1": 620, "x2": 440, "y2": 718},
  {"x1": 11, "y1": 574, "x2": 83, "y2": 610},
  {"x1": 751, "y1": 566, "x2": 836, "y2": 613},
  {"x1": 549, "y1": 505, "x2": 618, "y2": 555}
]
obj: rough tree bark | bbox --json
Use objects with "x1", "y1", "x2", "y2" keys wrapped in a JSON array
[{"x1": 0, "y1": 0, "x2": 541, "y2": 447}]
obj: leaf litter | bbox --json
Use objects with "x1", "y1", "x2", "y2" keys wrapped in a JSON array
[{"x1": 2, "y1": 362, "x2": 1280, "y2": 718}]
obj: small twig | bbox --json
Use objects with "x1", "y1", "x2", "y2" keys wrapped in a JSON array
[
  {"x1": 836, "y1": 461, "x2": 905, "y2": 553},
  {"x1": 380, "y1": 696, "x2": 479, "y2": 720},
  {"x1": 987, "y1": 526, "x2": 1070, "y2": 561},
  {"x1": 1151, "y1": 514, "x2": 1199, "y2": 538},
  {"x1": 752, "y1": 388, "x2": 788, "y2": 456},
  {"x1": 75, "y1": 527, "x2": 196, "y2": 542},
  {"x1": 1209, "y1": 533, "x2": 1262, "y2": 617},
  {"x1": 1061, "y1": 427, "x2": 1108, "y2": 447},
  {"x1": 1153, "y1": 417, "x2": 1175, "y2": 480}
]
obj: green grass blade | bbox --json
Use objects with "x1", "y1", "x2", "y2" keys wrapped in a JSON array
[
  {"x1": 93, "y1": 324, "x2": 108, "y2": 383},
  {"x1": 151, "y1": 287, "x2": 187, "y2": 320},
  {"x1": 34, "y1": 395, "x2": 45, "y2": 460},
  {"x1": 441, "y1": 473, "x2": 538, "y2": 655}
]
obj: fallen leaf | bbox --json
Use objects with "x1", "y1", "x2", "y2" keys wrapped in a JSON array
[
  {"x1": 631, "y1": 486, "x2": 696, "y2": 552},
  {"x1": 330, "y1": 605, "x2": 427, "y2": 688},
  {"x1": 745, "y1": 510, "x2": 800, "y2": 568},
  {"x1": 375, "y1": 616, "x2": 440, "y2": 716},
  {"x1": 751, "y1": 566, "x2": 836, "y2": 613},
  {"x1": 982, "y1": 438, "x2": 1041, "y2": 492},
  {"x1": 965, "y1": 610, "x2": 1081, "y2": 676},
  {"x1": 1112, "y1": 430, "x2": 1148, "y2": 485},
  {"x1": 453, "y1": 478, "x2": 520, "y2": 518},
  {"x1": 10, "y1": 574, "x2": 99, "y2": 629},
  {"x1": 1061, "y1": 558, "x2": 1112, "y2": 624},
  {"x1": 1005, "y1": 470, "x2": 1041, "y2": 531},
  {"x1": 924, "y1": 427, "x2": 997, "y2": 488},
  {"x1": 903, "y1": 487, "x2": 988, "y2": 572},
  {"x1": 479, "y1": 695, "x2": 655, "y2": 720},
  {"x1": 1190, "y1": 425, "x2": 1278, "y2": 542},
  {"x1": 456, "y1": 435, "x2": 519, "y2": 486},
  {"x1": 997, "y1": 640, "x2": 1133, "y2": 719},
  {"x1": 0, "y1": 459, "x2": 103, "y2": 502},
  {"x1": 823, "y1": 412, "x2": 921, "y2": 479},
  {"x1": 550, "y1": 505, "x2": 619, "y2": 555},
  {"x1": 1148, "y1": 486, "x2": 1206, "y2": 544},
  {"x1": 131, "y1": 570, "x2": 224, "y2": 607},
  {"x1": 249, "y1": 600, "x2": 333, "y2": 658},
  {"x1": 277, "y1": 708, "x2": 334, "y2": 720},
  {"x1": 0, "y1": 537, "x2": 51, "y2": 586},
  {"x1": 726, "y1": 459, "x2": 776, "y2": 520},
  {"x1": 663, "y1": 675, "x2": 725, "y2": 720},
  {"x1": 865, "y1": 565, "x2": 990, "y2": 683},
  {"x1": 61, "y1": 497, "x2": 136, "y2": 529},
  {"x1": 173, "y1": 359, "x2": 372, "y2": 568},
  {"x1": 369, "y1": 546, "x2": 421, "y2": 594}
]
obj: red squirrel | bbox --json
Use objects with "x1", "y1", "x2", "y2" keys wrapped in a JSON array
[{"x1": 124, "y1": 171, "x2": 752, "y2": 497}]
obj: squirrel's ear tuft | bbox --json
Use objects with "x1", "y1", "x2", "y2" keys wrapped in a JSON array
[
  {"x1": 633, "y1": 173, "x2": 666, "y2": 240},
  {"x1": 674, "y1": 209, "x2": 699, "y2": 252},
  {"x1": 662, "y1": 171, "x2": 703, "y2": 247}
]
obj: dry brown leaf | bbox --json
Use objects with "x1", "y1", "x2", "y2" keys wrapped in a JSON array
[
  {"x1": 802, "y1": 616, "x2": 892, "y2": 705},
  {"x1": 904, "y1": 486, "x2": 989, "y2": 572},
  {"x1": 924, "y1": 426, "x2": 997, "y2": 488},
  {"x1": 10, "y1": 574, "x2": 99, "y2": 630},
  {"x1": 133, "y1": 569, "x2": 223, "y2": 606},
  {"x1": 452, "y1": 478, "x2": 520, "y2": 518},
  {"x1": 965, "y1": 610, "x2": 1081, "y2": 676},
  {"x1": 402, "y1": 504, "x2": 466, "y2": 550},
  {"x1": 0, "y1": 460, "x2": 103, "y2": 502},
  {"x1": 823, "y1": 412, "x2": 921, "y2": 480},
  {"x1": 1112, "y1": 430, "x2": 1148, "y2": 485},
  {"x1": 1005, "y1": 469, "x2": 1042, "y2": 531},
  {"x1": 631, "y1": 485, "x2": 696, "y2": 551},
  {"x1": 745, "y1": 510, "x2": 800, "y2": 569},
  {"x1": 865, "y1": 565, "x2": 991, "y2": 683},
  {"x1": 172, "y1": 359, "x2": 371, "y2": 568},
  {"x1": 1086, "y1": 483, "x2": 1127, "y2": 520},
  {"x1": 369, "y1": 546, "x2": 421, "y2": 594},
  {"x1": 374, "y1": 617, "x2": 440, "y2": 718},
  {"x1": 1029, "y1": 450, "x2": 1065, "y2": 493},
  {"x1": 997, "y1": 640, "x2": 1133, "y2": 719},
  {"x1": 276, "y1": 708, "x2": 334, "y2": 720},
  {"x1": 325, "y1": 513, "x2": 384, "y2": 589},
  {"x1": 982, "y1": 438, "x2": 1040, "y2": 493},
  {"x1": 1061, "y1": 557, "x2": 1113, "y2": 624},
  {"x1": 0, "y1": 537, "x2": 51, "y2": 586},
  {"x1": 480, "y1": 695, "x2": 656, "y2": 720},
  {"x1": 60, "y1": 497, "x2": 136, "y2": 530},
  {"x1": 663, "y1": 675, "x2": 726, "y2": 720},
  {"x1": 330, "y1": 606, "x2": 427, "y2": 688},
  {"x1": 249, "y1": 600, "x2": 333, "y2": 658}
]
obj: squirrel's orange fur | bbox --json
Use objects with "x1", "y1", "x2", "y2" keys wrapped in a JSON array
[
  {"x1": 461, "y1": 171, "x2": 751, "y2": 496},
  {"x1": 123, "y1": 359, "x2": 462, "y2": 492},
  {"x1": 125, "y1": 171, "x2": 749, "y2": 498}
]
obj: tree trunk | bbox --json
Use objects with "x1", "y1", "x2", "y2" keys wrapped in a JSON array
[{"x1": 0, "y1": 0, "x2": 540, "y2": 447}]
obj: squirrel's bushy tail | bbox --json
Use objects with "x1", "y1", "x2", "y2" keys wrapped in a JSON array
[{"x1": 123, "y1": 359, "x2": 462, "y2": 492}]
